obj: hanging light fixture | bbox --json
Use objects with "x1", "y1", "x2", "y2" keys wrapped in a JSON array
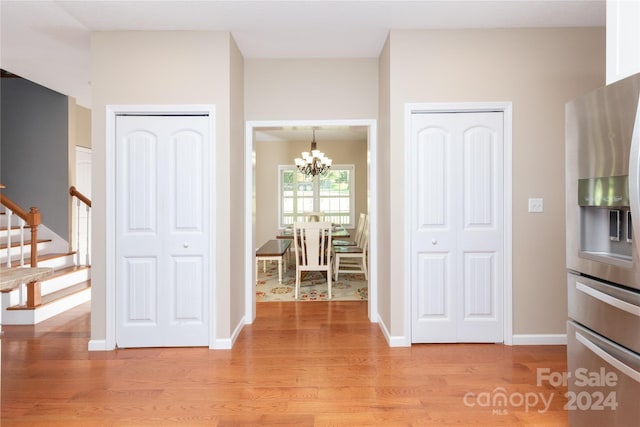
[{"x1": 294, "y1": 129, "x2": 332, "y2": 177}]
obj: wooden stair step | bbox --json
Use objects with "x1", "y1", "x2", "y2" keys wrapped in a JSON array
[
  {"x1": 35, "y1": 251, "x2": 77, "y2": 262},
  {"x1": 0, "y1": 238, "x2": 52, "y2": 250},
  {"x1": 20, "y1": 251, "x2": 77, "y2": 266},
  {"x1": 47, "y1": 264, "x2": 90, "y2": 276},
  {"x1": 6, "y1": 280, "x2": 91, "y2": 310}
]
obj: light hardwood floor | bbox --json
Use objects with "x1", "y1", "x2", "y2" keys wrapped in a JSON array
[{"x1": 1, "y1": 301, "x2": 568, "y2": 426}]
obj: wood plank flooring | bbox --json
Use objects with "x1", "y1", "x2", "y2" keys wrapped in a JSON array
[{"x1": 1, "y1": 301, "x2": 568, "y2": 426}]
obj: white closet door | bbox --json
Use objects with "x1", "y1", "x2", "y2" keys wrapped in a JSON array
[
  {"x1": 411, "y1": 111, "x2": 504, "y2": 343},
  {"x1": 115, "y1": 115, "x2": 210, "y2": 347}
]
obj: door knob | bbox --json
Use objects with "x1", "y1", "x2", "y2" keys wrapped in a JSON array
[
  {"x1": 431, "y1": 239, "x2": 438, "y2": 245},
  {"x1": 183, "y1": 242, "x2": 189, "y2": 248}
]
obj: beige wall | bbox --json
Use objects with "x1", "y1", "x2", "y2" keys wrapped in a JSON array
[
  {"x1": 377, "y1": 37, "x2": 392, "y2": 333},
  {"x1": 86, "y1": 28, "x2": 605, "y2": 348},
  {"x1": 255, "y1": 138, "x2": 368, "y2": 245},
  {"x1": 384, "y1": 28, "x2": 605, "y2": 337},
  {"x1": 229, "y1": 37, "x2": 245, "y2": 334},
  {"x1": 245, "y1": 59, "x2": 379, "y2": 120},
  {"x1": 67, "y1": 101, "x2": 91, "y2": 195},
  {"x1": 90, "y1": 31, "x2": 242, "y2": 344},
  {"x1": 76, "y1": 104, "x2": 92, "y2": 149}
]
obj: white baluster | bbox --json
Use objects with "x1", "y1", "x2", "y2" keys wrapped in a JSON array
[
  {"x1": 76, "y1": 198, "x2": 81, "y2": 266},
  {"x1": 6, "y1": 208, "x2": 12, "y2": 268},
  {"x1": 18, "y1": 217, "x2": 25, "y2": 267},
  {"x1": 85, "y1": 204, "x2": 91, "y2": 265}
]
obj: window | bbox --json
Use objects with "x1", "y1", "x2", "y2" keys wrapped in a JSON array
[{"x1": 279, "y1": 165, "x2": 355, "y2": 227}]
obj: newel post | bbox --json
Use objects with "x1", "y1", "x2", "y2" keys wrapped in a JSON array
[
  {"x1": 26, "y1": 280, "x2": 42, "y2": 308},
  {"x1": 27, "y1": 207, "x2": 41, "y2": 268}
]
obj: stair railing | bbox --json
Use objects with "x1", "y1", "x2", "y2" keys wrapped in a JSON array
[
  {"x1": 0, "y1": 192, "x2": 41, "y2": 268},
  {"x1": 69, "y1": 186, "x2": 91, "y2": 266}
]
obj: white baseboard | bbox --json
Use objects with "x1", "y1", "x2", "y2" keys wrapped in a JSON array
[
  {"x1": 230, "y1": 316, "x2": 245, "y2": 346},
  {"x1": 212, "y1": 338, "x2": 232, "y2": 350},
  {"x1": 378, "y1": 317, "x2": 411, "y2": 347},
  {"x1": 211, "y1": 317, "x2": 245, "y2": 350},
  {"x1": 88, "y1": 339, "x2": 113, "y2": 351},
  {"x1": 512, "y1": 334, "x2": 567, "y2": 345}
]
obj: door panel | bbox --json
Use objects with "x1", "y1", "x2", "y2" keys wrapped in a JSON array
[
  {"x1": 172, "y1": 256, "x2": 204, "y2": 320},
  {"x1": 411, "y1": 111, "x2": 504, "y2": 343},
  {"x1": 116, "y1": 115, "x2": 209, "y2": 348},
  {"x1": 415, "y1": 252, "x2": 455, "y2": 341},
  {"x1": 464, "y1": 127, "x2": 495, "y2": 227},
  {"x1": 172, "y1": 131, "x2": 203, "y2": 230},
  {"x1": 125, "y1": 257, "x2": 157, "y2": 322},
  {"x1": 416, "y1": 128, "x2": 449, "y2": 227},
  {"x1": 463, "y1": 253, "x2": 494, "y2": 316},
  {"x1": 124, "y1": 132, "x2": 157, "y2": 233},
  {"x1": 412, "y1": 114, "x2": 457, "y2": 342}
]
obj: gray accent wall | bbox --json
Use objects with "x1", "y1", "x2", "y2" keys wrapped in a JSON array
[{"x1": 1, "y1": 76, "x2": 69, "y2": 240}]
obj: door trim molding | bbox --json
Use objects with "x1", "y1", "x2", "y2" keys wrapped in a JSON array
[
  {"x1": 244, "y1": 119, "x2": 378, "y2": 324},
  {"x1": 104, "y1": 104, "x2": 216, "y2": 350},
  {"x1": 404, "y1": 102, "x2": 513, "y2": 345}
]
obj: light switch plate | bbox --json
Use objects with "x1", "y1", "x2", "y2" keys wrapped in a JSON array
[{"x1": 528, "y1": 198, "x2": 544, "y2": 213}]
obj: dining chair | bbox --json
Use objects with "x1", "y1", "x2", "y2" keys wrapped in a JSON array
[
  {"x1": 333, "y1": 212, "x2": 366, "y2": 247},
  {"x1": 333, "y1": 215, "x2": 369, "y2": 281},
  {"x1": 292, "y1": 221, "x2": 333, "y2": 299}
]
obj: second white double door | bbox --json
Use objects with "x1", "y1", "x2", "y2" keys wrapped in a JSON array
[{"x1": 410, "y1": 111, "x2": 505, "y2": 343}]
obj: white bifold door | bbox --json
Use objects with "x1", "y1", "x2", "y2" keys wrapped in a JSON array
[
  {"x1": 115, "y1": 115, "x2": 210, "y2": 348},
  {"x1": 410, "y1": 111, "x2": 504, "y2": 343}
]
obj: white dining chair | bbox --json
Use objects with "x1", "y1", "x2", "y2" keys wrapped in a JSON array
[
  {"x1": 292, "y1": 221, "x2": 333, "y2": 299},
  {"x1": 333, "y1": 215, "x2": 368, "y2": 281},
  {"x1": 333, "y1": 212, "x2": 366, "y2": 247}
]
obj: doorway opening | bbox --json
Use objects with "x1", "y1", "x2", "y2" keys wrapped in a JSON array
[{"x1": 244, "y1": 119, "x2": 378, "y2": 324}]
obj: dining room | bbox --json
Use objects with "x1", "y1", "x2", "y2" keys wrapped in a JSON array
[{"x1": 252, "y1": 124, "x2": 371, "y2": 304}]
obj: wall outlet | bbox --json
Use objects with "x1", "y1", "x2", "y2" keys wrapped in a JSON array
[{"x1": 528, "y1": 198, "x2": 544, "y2": 213}]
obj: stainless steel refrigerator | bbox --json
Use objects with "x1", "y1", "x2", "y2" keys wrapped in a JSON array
[{"x1": 566, "y1": 72, "x2": 640, "y2": 426}]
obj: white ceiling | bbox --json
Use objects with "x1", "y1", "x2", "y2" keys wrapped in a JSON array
[{"x1": 0, "y1": 0, "x2": 605, "y2": 109}]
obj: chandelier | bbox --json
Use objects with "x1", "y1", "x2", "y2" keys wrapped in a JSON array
[{"x1": 294, "y1": 129, "x2": 332, "y2": 177}]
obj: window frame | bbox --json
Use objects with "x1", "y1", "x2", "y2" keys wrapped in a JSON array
[{"x1": 278, "y1": 164, "x2": 355, "y2": 228}]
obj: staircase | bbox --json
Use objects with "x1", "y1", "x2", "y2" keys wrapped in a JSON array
[{"x1": 1, "y1": 191, "x2": 91, "y2": 325}]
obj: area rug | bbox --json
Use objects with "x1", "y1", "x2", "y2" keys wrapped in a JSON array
[{"x1": 256, "y1": 260, "x2": 367, "y2": 302}]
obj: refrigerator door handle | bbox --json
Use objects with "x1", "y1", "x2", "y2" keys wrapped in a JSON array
[
  {"x1": 575, "y1": 331, "x2": 640, "y2": 384},
  {"x1": 576, "y1": 281, "x2": 640, "y2": 317},
  {"x1": 628, "y1": 98, "x2": 640, "y2": 255}
]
